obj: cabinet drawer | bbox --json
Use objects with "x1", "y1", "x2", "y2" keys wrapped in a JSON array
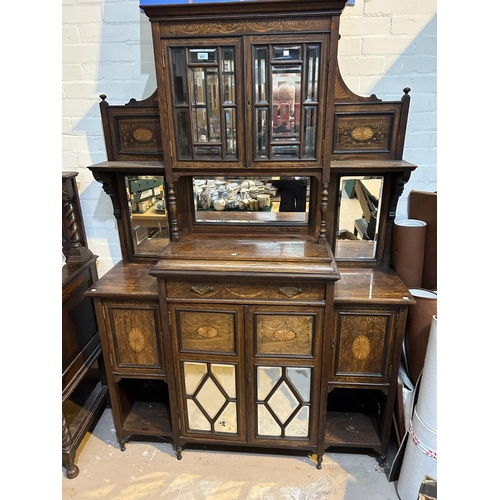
[
  {"x1": 166, "y1": 280, "x2": 325, "y2": 301},
  {"x1": 105, "y1": 302, "x2": 164, "y2": 373}
]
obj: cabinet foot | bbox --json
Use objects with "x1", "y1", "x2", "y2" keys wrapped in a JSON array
[
  {"x1": 376, "y1": 453, "x2": 387, "y2": 467},
  {"x1": 316, "y1": 455, "x2": 323, "y2": 470},
  {"x1": 65, "y1": 463, "x2": 79, "y2": 479},
  {"x1": 175, "y1": 446, "x2": 183, "y2": 460},
  {"x1": 119, "y1": 438, "x2": 127, "y2": 451}
]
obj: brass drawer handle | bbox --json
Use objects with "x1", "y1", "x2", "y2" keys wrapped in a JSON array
[
  {"x1": 191, "y1": 284, "x2": 213, "y2": 295},
  {"x1": 278, "y1": 286, "x2": 302, "y2": 298}
]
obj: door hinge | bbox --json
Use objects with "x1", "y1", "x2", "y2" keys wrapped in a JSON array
[
  {"x1": 330, "y1": 338, "x2": 335, "y2": 348},
  {"x1": 169, "y1": 141, "x2": 173, "y2": 159},
  {"x1": 395, "y1": 312, "x2": 400, "y2": 330},
  {"x1": 162, "y1": 49, "x2": 166, "y2": 69},
  {"x1": 168, "y1": 310, "x2": 172, "y2": 325},
  {"x1": 109, "y1": 353, "x2": 113, "y2": 368}
]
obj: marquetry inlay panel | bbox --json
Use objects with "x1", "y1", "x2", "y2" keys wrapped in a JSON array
[
  {"x1": 167, "y1": 281, "x2": 325, "y2": 301},
  {"x1": 116, "y1": 117, "x2": 162, "y2": 154},
  {"x1": 160, "y1": 18, "x2": 330, "y2": 37},
  {"x1": 108, "y1": 305, "x2": 162, "y2": 369},
  {"x1": 255, "y1": 313, "x2": 315, "y2": 357},
  {"x1": 334, "y1": 114, "x2": 394, "y2": 152},
  {"x1": 177, "y1": 309, "x2": 237, "y2": 354},
  {"x1": 333, "y1": 312, "x2": 391, "y2": 379}
]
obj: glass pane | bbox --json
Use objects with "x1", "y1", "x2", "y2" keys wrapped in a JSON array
[
  {"x1": 268, "y1": 381, "x2": 299, "y2": 424},
  {"x1": 194, "y1": 145, "x2": 221, "y2": 158},
  {"x1": 286, "y1": 367, "x2": 311, "y2": 402},
  {"x1": 272, "y1": 66, "x2": 301, "y2": 143},
  {"x1": 285, "y1": 406, "x2": 309, "y2": 437},
  {"x1": 224, "y1": 109, "x2": 237, "y2": 159},
  {"x1": 125, "y1": 175, "x2": 170, "y2": 256},
  {"x1": 196, "y1": 377, "x2": 226, "y2": 418},
  {"x1": 191, "y1": 107, "x2": 207, "y2": 143},
  {"x1": 214, "y1": 402, "x2": 238, "y2": 434},
  {"x1": 189, "y1": 67, "x2": 206, "y2": 106},
  {"x1": 254, "y1": 47, "x2": 268, "y2": 103},
  {"x1": 257, "y1": 366, "x2": 281, "y2": 400},
  {"x1": 303, "y1": 106, "x2": 317, "y2": 158},
  {"x1": 273, "y1": 45, "x2": 302, "y2": 61},
  {"x1": 172, "y1": 49, "x2": 187, "y2": 104},
  {"x1": 184, "y1": 362, "x2": 207, "y2": 395},
  {"x1": 336, "y1": 176, "x2": 383, "y2": 260},
  {"x1": 222, "y1": 48, "x2": 235, "y2": 104},
  {"x1": 189, "y1": 48, "x2": 217, "y2": 63},
  {"x1": 258, "y1": 405, "x2": 281, "y2": 436},
  {"x1": 255, "y1": 109, "x2": 268, "y2": 158},
  {"x1": 186, "y1": 399, "x2": 211, "y2": 431},
  {"x1": 271, "y1": 145, "x2": 299, "y2": 158},
  {"x1": 305, "y1": 45, "x2": 320, "y2": 102},
  {"x1": 175, "y1": 109, "x2": 191, "y2": 158},
  {"x1": 212, "y1": 364, "x2": 236, "y2": 398}
]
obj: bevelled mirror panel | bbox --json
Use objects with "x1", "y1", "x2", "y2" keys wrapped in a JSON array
[
  {"x1": 335, "y1": 176, "x2": 383, "y2": 260},
  {"x1": 125, "y1": 175, "x2": 170, "y2": 255},
  {"x1": 193, "y1": 176, "x2": 310, "y2": 224}
]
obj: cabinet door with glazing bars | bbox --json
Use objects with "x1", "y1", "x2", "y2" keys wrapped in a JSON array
[
  {"x1": 246, "y1": 35, "x2": 329, "y2": 168},
  {"x1": 163, "y1": 38, "x2": 245, "y2": 168}
]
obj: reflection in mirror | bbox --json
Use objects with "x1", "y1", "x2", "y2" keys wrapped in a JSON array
[
  {"x1": 125, "y1": 175, "x2": 170, "y2": 255},
  {"x1": 335, "y1": 176, "x2": 383, "y2": 260},
  {"x1": 193, "y1": 176, "x2": 310, "y2": 224}
]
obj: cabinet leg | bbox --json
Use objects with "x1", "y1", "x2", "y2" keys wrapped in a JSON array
[
  {"x1": 119, "y1": 438, "x2": 127, "y2": 451},
  {"x1": 376, "y1": 453, "x2": 387, "y2": 467},
  {"x1": 316, "y1": 454, "x2": 323, "y2": 470},
  {"x1": 175, "y1": 445, "x2": 183, "y2": 460},
  {"x1": 62, "y1": 414, "x2": 80, "y2": 479}
]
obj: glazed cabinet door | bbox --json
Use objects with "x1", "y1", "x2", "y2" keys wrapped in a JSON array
[
  {"x1": 169, "y1": 303, "x2": 247, "y2": 442},
  {"x1": 246, "y1": 35, "x2": 329, "y2": 168},
  {"x1": 101, "y1": 300, "x2": 165, "y2": 375},
  {"x1": 162, "y1": 37, "x2": 245, "y2": 169},
  {"x1": 329, "y1": 306, "x2": 398, "y2": 385},
  {"x1": 246, "y1": 305, "x2": 324, "y2": 446}
]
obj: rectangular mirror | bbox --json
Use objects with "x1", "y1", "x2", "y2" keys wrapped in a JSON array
[
  {"x1": 125, "y1": 175, "x2": 170, "y2": 255},
  {"x1": 193, "y1": 176, "x2": 310, "y2": 224},
  {"x1": 335, "y1": 176, "x2": 383, "y2": 260}
]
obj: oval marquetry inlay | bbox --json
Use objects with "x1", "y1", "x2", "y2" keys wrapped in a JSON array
[
  {"x1": 351, "y1": 126, "x2": 374, "y2": 141},
  {"x1": 133, "y1": 128, "x2": 153, "y2": 142},
  {"x1": 274, "y1": 329, "x2": 296, "y2": 342},
  {"x1": 128, "y1": 327, "x2": 146, "y2": 352},
  {"x1": 352, "y1": 335, "x2": 371, "y2": 360},
  {"x1": 197, "y1": 326, "x2": 219, "y2": 338}
]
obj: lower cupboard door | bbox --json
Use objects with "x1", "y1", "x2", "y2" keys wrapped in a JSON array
[
  {"x1": 252, "y1": 364, "x2": 315, "y2": 445},
  {"x1": 180, "y1": 360, "x2": 245, "y2": 441}
]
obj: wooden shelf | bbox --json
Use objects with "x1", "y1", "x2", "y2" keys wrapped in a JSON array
[
  {"x1": 324, "y1": 411, "x2": 381, "y2": 449},
  {"x1": 122, "y1": 401, "x2": 173, "y2": 437}
]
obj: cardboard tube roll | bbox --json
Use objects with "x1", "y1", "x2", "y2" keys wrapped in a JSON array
[
  {"x1": 392, "y1": 219, "x2": 427, "y2": 289},
  {"x1": 406, "y1": 289, "x2": 437, "y2": 386}
]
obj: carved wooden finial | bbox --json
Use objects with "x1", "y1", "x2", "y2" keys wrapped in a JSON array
[
  {"x1": 99, "y1": 94, "x2": 107, "y2": 101},
  {"x1": 403, "y1": 87, "x2": 411, "y2": 95}
]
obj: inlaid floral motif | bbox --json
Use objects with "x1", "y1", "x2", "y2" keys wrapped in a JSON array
[
  {"x1": 133, "y1": 128, "x2": 154, "y2": 142},
  {"x1": 352, "y1": 335, "x2": 371, "y2": 360},
  {"x1": 274, "y1": 329, "x2": 296, "y2": 342},
  {"x1": 128, "y1": 327, "x2": 145, "y2": 352},
  {"x1": 351, "y1": 126, "x2": 374, "y2": 141},
  {"x1": 197, "y1": 326, "x2": 219, "y2": 338}
]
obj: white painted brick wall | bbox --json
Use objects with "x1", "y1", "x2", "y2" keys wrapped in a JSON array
[{"x1": 62, "y1": 0, "x2": 437, "y2": 277}]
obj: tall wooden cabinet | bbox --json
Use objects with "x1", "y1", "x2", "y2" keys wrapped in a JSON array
[{"x1": 85, "y1": 0, "x2": 417, "y2": 470}]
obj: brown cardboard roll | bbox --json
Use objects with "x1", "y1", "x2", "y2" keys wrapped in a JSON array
[
  {"x1": 408, "y1": 190, "x2": 437, "y2": 290},
  {"x1": 406, "y1": 289, "x2": 437, "y2": 386},
  {"x1": 392, "y1": 219, "x2": 427, "y2": 289}
]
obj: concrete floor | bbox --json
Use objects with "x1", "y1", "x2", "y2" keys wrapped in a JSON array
[{"x1": 62, "y1": 408, "x2": 402, "y2": 499}]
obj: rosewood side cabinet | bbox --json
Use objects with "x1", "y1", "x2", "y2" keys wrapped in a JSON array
[{"x1": 85, "y1": 0, "x2": 417, "y2": 469}]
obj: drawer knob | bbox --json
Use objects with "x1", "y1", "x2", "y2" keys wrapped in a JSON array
[
  {"x1": 279, "y1": 286, "x2": 302, "y2": 298},
  {"x1": 191, "y1": 284, "x2": 213, "y2": 295}
]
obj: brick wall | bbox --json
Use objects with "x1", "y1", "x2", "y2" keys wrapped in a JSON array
[{"x1": 62, "y1": 0, "x2": 437, "y2": 277}]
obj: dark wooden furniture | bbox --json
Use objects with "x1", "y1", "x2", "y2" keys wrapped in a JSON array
[
  {"x1": 85, "y1": 0, "x2": 417, "y2": 470},
  {"x1": 62, "y1": 172, "x2": 108, "y2": 479}
]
